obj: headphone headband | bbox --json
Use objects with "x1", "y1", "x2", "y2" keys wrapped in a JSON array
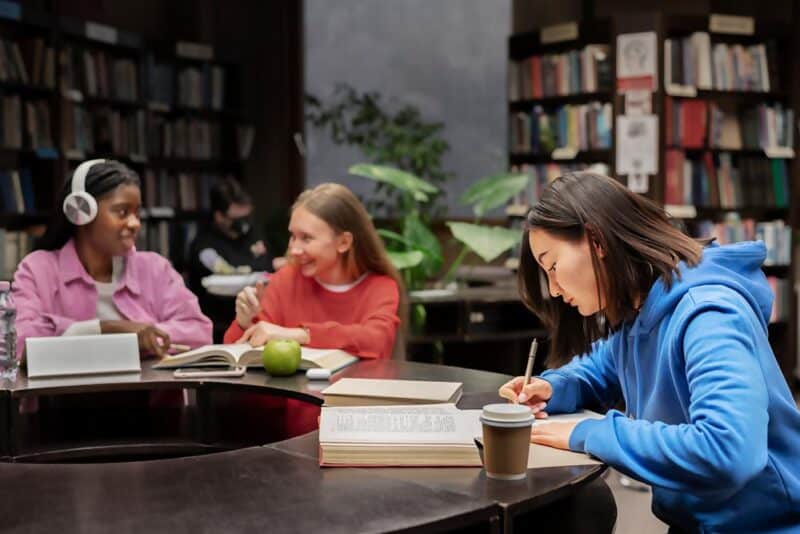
[{"x1": 71, "y1": 158, "x2": 106, "y2": 195}]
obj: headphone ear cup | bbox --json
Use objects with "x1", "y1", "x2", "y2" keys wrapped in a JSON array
[{"x1": 63, "y1": 191, "x2": 98, "y2": 226}]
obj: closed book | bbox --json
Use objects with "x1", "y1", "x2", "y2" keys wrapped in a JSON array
[
  {"x1": 321, "y1": 378, "x2": 463, "y2": 407},
  {"x1": 154, "y1": 343, "x2": 358, "y2": 373}
]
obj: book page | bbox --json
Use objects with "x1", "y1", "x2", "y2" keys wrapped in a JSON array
[
  {"x1": 320, "y1": 404, "x2": 482, "y2": 445},
  {"x1": 300, "y1": 347, "x2": 358, "y2": 371},
  {"x1": 155, "y1": 343, "x2": 257, "y2": 368}
]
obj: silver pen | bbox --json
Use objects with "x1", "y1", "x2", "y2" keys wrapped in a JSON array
[{"x1": 523, "y1": 338, "x2": 538, "y2": 386}]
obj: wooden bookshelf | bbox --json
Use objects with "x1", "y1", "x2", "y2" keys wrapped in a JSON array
[
  {"x1": 0, "y1": 6, "x2": 251, "y2": 277},
  {"x1": 507, "y1": 10, "x2": 798, "y2": 386}
]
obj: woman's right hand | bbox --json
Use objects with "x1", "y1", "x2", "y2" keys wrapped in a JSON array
[
  {"x1": 498, "y1": 376, "x2": 553, "y2": 418},
  {"x1": 235, "y1": 280, "x2": 266, "y2": 328},
  {"x1": 100, "y1": 320, "x2": 170, "y2": 358}
]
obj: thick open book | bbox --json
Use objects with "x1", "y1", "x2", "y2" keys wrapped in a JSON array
[
  {"x1": 319, "y1": 404, "x2": 603, "y2": 468},
  {"x1": 153, "y1": 343, "x2": 359, "y2": 373},
  {"x1": 321, "y1": 378, "x2": 463, "y2": 407},
  {"x1": 319, "y1": 403, "x2": 482, "y2": 466}
]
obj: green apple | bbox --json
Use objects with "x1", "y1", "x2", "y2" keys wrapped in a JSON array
[{"x1": 262, "y1": 339, "x2": 302, "y2": 376}]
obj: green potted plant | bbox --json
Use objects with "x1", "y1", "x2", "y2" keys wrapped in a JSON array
[{"x1": 348, "y1": 163, "x2": 528, "y2": 288}]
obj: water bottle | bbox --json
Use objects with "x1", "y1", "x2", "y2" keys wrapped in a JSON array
[{"x1": 0, "y1": 281, "x2": 17, "y2": 378}]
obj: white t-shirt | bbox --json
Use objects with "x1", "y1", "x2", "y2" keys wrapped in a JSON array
[{"x1": 62, "y1": 257, "x2": 125, "y2": 336}]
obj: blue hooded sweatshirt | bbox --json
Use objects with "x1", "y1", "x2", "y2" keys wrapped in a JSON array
[{"x1": 541, "y1": 241, "x2": 800, "y2": 533}]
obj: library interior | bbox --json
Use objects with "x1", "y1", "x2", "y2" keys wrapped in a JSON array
[{"x1": 0, "y1": 0, "x2": 799, "y2": 533}]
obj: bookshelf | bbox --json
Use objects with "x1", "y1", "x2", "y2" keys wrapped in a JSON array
[
  {"x1": 0, "y1": 4, "x2": 253, "y2": 279},
  {"x1": 505, "y1": 19, "x2": 615, "y2": 270},
  {"x1": 656, "y1": 13, "x2": 796, "y2": 382},
  {"x1": 506, "y1": 11, "x2": 798, "y2": 385}
]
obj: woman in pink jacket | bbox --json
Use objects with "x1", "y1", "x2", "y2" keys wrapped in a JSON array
[{"x1": 13, "y1": 159, "x2": 212, "y2": 360}]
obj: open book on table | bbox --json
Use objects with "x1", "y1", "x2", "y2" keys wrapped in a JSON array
[
  {"x1": 153, "y1": 344, "x2": 359, "y2": 373},
  {"x1": 318, "y1": 404, "x2": 603, "y2": 468}
]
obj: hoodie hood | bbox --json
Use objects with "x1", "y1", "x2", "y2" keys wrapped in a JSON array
[{"x1": 636, "y1": 241, "x2": 773, "y2": 333}]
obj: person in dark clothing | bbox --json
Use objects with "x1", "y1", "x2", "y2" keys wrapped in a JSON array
[{"x1": 188, "y1": 178, "x2": 275, "y2": 341}]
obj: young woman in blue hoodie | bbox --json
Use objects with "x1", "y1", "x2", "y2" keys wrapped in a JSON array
[{"x1": 500, "y1": 172, "x2": 800, "y2": 533}]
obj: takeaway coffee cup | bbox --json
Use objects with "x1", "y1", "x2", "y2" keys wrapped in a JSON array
[{"x1": 479, "y1": 403, "x2": 534, "y2": 480}]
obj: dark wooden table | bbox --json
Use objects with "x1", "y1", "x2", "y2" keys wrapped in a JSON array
[{"x1": 0, "y1": 360, "x2": 615, "y2": 533}]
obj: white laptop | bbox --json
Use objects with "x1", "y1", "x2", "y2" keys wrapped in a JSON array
[{"x1": 25, "y1": 333, "x2": 141, "y2": 378}]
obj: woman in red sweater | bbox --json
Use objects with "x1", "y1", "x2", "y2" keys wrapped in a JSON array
[{"x1": 223, "y1": 183, "x2": 405, "y2": 436}]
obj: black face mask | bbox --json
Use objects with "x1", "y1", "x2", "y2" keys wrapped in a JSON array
[{"x1": 230, "y1": 215, "x2": 252, "y2": 237}]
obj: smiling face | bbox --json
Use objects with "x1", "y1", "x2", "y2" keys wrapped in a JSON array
[
  {"x1": 288, "y1": 206, "x2": 354, "y2": 284},
  {"x1": 529, "y1": 228, "x2": 605, "y2": 316},
  {"x1": 81, "y1": 183, "x2": 142, "y2": 257}
]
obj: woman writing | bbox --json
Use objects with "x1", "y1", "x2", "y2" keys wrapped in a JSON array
[
  {"x1": 500, "y1": 172, "x2": 800, "y2": 532},
  {"x1": 13, "y1": 159, "x2": 212, "y2": 359}
]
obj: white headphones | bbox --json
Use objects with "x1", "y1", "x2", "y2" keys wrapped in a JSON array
[{"x1": 62, "y1": 159, "x2": 106, "y2": 225}]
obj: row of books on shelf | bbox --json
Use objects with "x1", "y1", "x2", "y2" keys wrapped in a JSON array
[
  {"x1": 59, "y1": 47, "x2": 138, "y2": 102},
  {"x1": 508, "y1": 44, "x2": 611, "y2": 101},
  {"x1": 61, "y1": 104, "x2": 231, "y2": 161},
  {"x1": 509, "y1": 102, "x2": 612, "y2": 154},
  {"x1": 0, "y1": 94, "x2": 22, "y2": 148},
  {"x1": 0, "y1": 228, "x2": 36, "y2": 280},
  {"x1": 666, "y1": 98, "x2": 794, "y2": 151},
  {"x1": 177, "y1": 65, "x2": 225, "y2": 111},
  {"x1": 664, "y1": 32, "x2": 779, "y2": 92},
  {"x1": 0, "y1": 169, "x2": 34, "y2": 214},
  {"x1": 60, "y1": 104, "x2": 146, "y2": 158},
  {"x1": 0, "y1": 36, "x2": 55, "y2": 88},
  {"x1": 136, "y1": 219, "x2": 197, "y2": 268},
  {"x1": 507, "y1": 162, "x2": 610, "y2": 211},
  {"x1": 147, "y1": 116, "x2": 221, "y2": 160},
  {"x1": 664, "y1": 151, "x2": 789, "y2": 208},
  {"x1": 695, "y1": 215, "x2": 791, "y2": 266},
  {"x1": 143, "y1": 169, "x2": 221, "y2": 211}
]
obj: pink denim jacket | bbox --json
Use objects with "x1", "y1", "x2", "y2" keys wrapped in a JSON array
[{"x1": 12, "y1": 239, "x2": 212, "y2": 359}]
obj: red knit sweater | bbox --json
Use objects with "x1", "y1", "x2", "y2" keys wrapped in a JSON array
[{"x1": 223, "y1": 264, "x2": 400, "y2": 359}]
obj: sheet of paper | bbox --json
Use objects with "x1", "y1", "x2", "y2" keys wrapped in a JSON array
[
  {"x1": 616, "y1": 31, "x2": 657, "y2": 92},
  {"x1": 528, "y1": 410, "x2": 604, "y2": 468},
  {"x1": 616, "y1": 114, "x2": 658, "y2": 177}
]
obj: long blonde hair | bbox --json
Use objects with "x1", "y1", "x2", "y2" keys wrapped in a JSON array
[{"x1": 292, "y1": 183, "x2": 407, "y2": 329}]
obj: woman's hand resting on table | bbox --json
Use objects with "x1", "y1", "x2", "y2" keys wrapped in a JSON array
[
  {"x1": 100, "y1": 320, "x2": 170, "y2": 358},
  {"x1": 499, "y1": 376, "x2": 578, "y2": 450}
]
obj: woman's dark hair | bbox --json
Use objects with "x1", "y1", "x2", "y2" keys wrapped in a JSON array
[
  {"x1": 210, "y1": 177, "x2": 251, "y2": 216},
  {"x1": 519, "y1": 171, "x2": 705, "y2": 366},
  {"x1": 37, "y1": 160, "x2": 140, "y2": 251}
]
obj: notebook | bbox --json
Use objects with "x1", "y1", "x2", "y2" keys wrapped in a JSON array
[{"x1": 321, "y1": 378, "x2": 463, "y2": 407}]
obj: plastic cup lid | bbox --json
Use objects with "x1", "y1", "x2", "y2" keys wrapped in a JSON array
[{"x1": 481, "y1": 403, "x2": 534, "y2": 423}]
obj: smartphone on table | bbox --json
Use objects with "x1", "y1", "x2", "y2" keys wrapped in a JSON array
[{"x1": 173, "y1": 366, "x2": 246, "y2": 378}]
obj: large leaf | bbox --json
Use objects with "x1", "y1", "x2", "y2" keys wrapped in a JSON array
[
  {"x1": 404, "y1": 213, "x2": 442, "y2": 277},
  {"x1": 446, "y1": 222, "x2": 522, "y2": 263},
  {"x1": 349, "y1": 163, "x2": 438, "y2": 202},
  {"x1": 378, "y1": 228, "x2": 440, "y2": 260},
  {"x1": 387, "y1": 250, "x2": 425, "y2": 270},
  {"x1": 459, "y1": 173, "x2": 529, "y2": 217}
]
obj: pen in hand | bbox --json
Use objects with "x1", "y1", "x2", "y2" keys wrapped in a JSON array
[{"x1": 518, "y1": 338, "x2": 538, "y2": 404}]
